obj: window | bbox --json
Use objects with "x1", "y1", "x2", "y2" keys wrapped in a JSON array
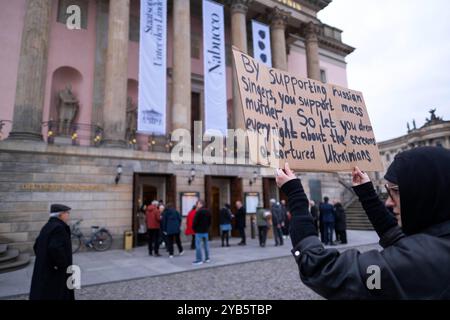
[
  {"x1": 226, "y1": 43, "x2": 232, "y2": 67},
  {"x1": 191, "y1": 92, "x2": 201, "y2": 147},
  {"x1": 191, "y1": 33, "x2": 201, "y2": 59},
  {"x1": 129, "y1": 14, "x2": 140, "y2": 42},
  {"x1": 57, "y1": 0, "x2": 89, "y2": 30},
  {"x1": 320, "y1": 69, "x2": 327, "y2": 83}
]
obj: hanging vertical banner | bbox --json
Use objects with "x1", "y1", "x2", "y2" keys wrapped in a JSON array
[
  {"x1": 252, "y1": 20, "x2": 272, "y2": 67},
  {"x1": 138, "y1": 0, "x2": 167, "y2": 134},
  {"x1": 203, "y1": 0, "x2": 227, "y2": 134}
]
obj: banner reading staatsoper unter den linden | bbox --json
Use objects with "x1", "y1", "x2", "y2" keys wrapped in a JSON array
[{"x1": 232, "y1": 46, "x2": 383, "y2": 172}]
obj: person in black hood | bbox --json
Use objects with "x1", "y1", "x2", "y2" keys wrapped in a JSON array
[
  {"x1": 384, "y1": 146, "x2": 450, "y2": 235},
  {"x1": 276, "y1": 147, "x2": 450, "y2": 299}
]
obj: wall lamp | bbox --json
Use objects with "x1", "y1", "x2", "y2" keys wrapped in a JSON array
[
  {"x1": 188, "y1": 168, "x2": 196, "y2": 185},
  {"x1": 115, "y1": 165, "x2": 123, "y2": 184}
]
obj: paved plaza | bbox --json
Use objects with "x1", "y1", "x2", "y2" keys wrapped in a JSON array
[{"x1": 1, "y1": 230, "x2": 379, "y2": 300}]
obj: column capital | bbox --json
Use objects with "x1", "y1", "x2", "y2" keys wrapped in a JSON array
[
  {"x1": 269, "y1": 7, "x2": 291, "y2": 30},
  {"x1": 303, "y1": 22, "x2": 320, "y2": 42},
  {"x1": 228, "y1": 0, "x2": 253, "y2": 15}
]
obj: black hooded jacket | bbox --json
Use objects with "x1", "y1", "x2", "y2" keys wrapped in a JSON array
[
  {"x1": 283, "y1": 147, "x2": 450, "y2": 299},
  {"x1": 385, "y1": 147, "x2": 450, "y2": 235}
]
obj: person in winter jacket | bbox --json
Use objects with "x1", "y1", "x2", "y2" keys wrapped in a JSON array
[
  {"x1": 270, "y1": 199, "x2": 284, "y2": 246},
  {"x1": 219, "y1": 204, "x2": 233, "y2": 247},
  {"x1": 334, "y1": 202, "x2": 347, "y2": 244},
  {"x1": 185, "y1": 205, "x2": 197, "y2": 250},
  {"x1": 276, "y1": 147, "x2": 450, "y2": 299},
  {"x1": 235, "y1": 200, "x2": 247, "y2": 245},
  {"x1": 192, "y1": 200, "x2": 211, "y2": 265},
  {"x1": 319, "y1": 197, "x2": 336, "y2": 245},
  {"x1": 146, "y1": 200, "x2": 162, "y2": 256},
  {"x1": 30, "y1": 204, "x2": 74, "y2": 300},
  {"x1": 162, "y1": 204, "x2": 184, "y2": 258}
]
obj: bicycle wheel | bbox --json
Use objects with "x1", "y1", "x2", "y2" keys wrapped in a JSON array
[
  {"x1": 71, "y1": 234, "x2": 81, "y2": 254},
  {"x1": 92, "y1": 230, "x2": 113, "y2": 251}
]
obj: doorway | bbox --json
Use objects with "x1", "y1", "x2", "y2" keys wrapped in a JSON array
[
  {"x1": 132, "y1": 173, "x2": 176, "y2": 247},
  {"x1": 205, "y1": 175, "x2": 243, "y2": 238},
  {"x1": 262, "y1": 177, "x2": 287, "y2": 208}
]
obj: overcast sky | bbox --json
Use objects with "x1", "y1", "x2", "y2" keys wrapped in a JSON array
[{"x1": 318, "y1": 0, "x2": 450, "y2": 142}]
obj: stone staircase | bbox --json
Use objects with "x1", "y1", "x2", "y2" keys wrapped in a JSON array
[
  {"x1": 345, "y1": 193, "x2": 388, "y2": 230},
  {"x1": 0, "y1": 244, "x2": 31, "y2": 274}
]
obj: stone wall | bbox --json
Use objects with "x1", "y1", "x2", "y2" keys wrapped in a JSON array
[{"x1": 0, "y1": 140, "x2": 265, "y2": 253}]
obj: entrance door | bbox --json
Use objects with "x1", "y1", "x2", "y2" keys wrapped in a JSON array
[
  {"x1": 132, "y1": 173, "x2": 176, "y2": 247},
  {"x1": 143, "y1": 185, "x2": 157, "y2": 205},
  {"x1": 263, "y1": 177, "x2": 287, "y2": 208},
  {"x1": 204, "y1": 175, "x2": 241, "y2": 239},
  {"x1": 230, "y1": 177, "x2": 243, "y2": 238}
]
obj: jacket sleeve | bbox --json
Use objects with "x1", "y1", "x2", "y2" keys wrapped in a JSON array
[
  {"x1": 48, "y1": 227, "x2": 70, "y2": 270},
  {"x1": 292, "y1": 235, "x2": 414, "y2": 299},
  {"x1": 281, "y1": 179, "x2": 318, "y2": 246},
  {"x1": 352, "y1": 182, "x2": 405, "y2": 247}
]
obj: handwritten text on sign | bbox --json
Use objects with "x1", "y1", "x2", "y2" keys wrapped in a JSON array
[{"x1": 232, "y1": 47, "x2": 383, "y2": 172}]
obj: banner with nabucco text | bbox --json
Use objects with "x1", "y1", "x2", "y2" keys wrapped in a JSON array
[
  {"x1": 138, "y1": 0, "x2": 167, "y2": 134},
  {"x1": 203, "y1": 0, "x2": 227, "y2": 134}
]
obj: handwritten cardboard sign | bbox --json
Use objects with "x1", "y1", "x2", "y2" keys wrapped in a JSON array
[{"x1": 232, "y1": 47, "x2": 383, "y2": 172}]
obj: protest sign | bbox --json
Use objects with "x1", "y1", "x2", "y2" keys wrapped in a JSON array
[{"x1": 232, "y1": 46, "x2": 383, "y2": 172}]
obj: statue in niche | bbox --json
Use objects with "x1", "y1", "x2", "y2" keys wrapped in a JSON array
[
  {"x1": 126, "y1": 96, "x2": 138, "y2": 143},
  {"x1": 57, "y1": 85, "x2": 79, "y2": 136}
]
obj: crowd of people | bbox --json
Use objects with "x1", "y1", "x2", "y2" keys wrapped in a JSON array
[
  {"x1": 310, "y1": 198, "x2": 348, "y2": 246},
  {"x1": 141, "y1": 198, "x2": 256, "y2": 265}
]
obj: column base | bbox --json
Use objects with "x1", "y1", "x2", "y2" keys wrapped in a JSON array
[
  {"x1": 7, "y1": 131, "x2": 43, "y2": 142},
  {"x1": 101, "y1": 139, "x2": 127, "y2": 149}
]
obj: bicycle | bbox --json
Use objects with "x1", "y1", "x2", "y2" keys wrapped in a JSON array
[{"x1": 70, "y1": 219, "x2": 113, "y2": 253}]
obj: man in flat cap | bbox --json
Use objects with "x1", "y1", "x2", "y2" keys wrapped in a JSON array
[{"x1": 30, "y1": 204, "x2": 75, "y2": 300}]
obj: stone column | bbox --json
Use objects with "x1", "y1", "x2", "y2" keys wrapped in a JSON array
[
  {"x1": 8, "y1": 0, "x2": 52, "y2": 141},
  {"x1": 102, "y1": 0, "x2": 130, "y2": 148},
  {"x1": 269, "y1": 7, "x2": 290, "y2": 71},
  {"x1": 305, "y1": 22, "x2": 321, "y2": 81},
  {"x1": 230, "y1": 0, "x2": 252, "y2": 130},
  {"x1": 172, "y1": 0, "x2": 191, "y2": 131}
]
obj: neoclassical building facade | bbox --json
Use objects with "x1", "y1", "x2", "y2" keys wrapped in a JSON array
[
  {"x1": 372, "y1": 110, "x2": 450, "y2": 191},
  {"x1": 0, "y1": 0, "x2": 356, "y2": 251}
]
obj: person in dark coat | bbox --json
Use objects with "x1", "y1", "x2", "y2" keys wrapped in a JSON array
[
  {"x1": 280, "y1": 199, "x2": 289, "y2": 238},
  {"x1": 235, "y1": 200, "x2": 247, "y2": 245},
  {"x1": 162, "y1": 204, "x2": 184, "y2": 258},
  {"x1": 276, "y1": 147, "x2": 450, "y2": 299},
  {"x1": 30, "y1": 204, "x2": 75, "y2": 300},
  {"x1": 309, "y1": 200, "x2": 319, "y2": 233},
  {"x1": 270, "y1": 199, "x2": 284, "y2": 246},
  {"x1": 192, "y1": 200, "x2": 211, "y2": 264},
  {"x1": 334, "y1": 202, "x2": 347, "y2": 244},
  {"x1": 319, "y1": 197, "x2": 335, "y2": 245},
  {"x1": 219, "y1": 204, "x2": 233, "y2": 247}
]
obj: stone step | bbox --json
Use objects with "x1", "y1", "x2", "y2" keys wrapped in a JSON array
[
  {"x1": 0, "y1": 248, "x2": 20, "y2": 263},
  {"x1": 0, "y1": 253, "x2": 31, "y2": 274},
  {"x1": 0, "y1": 244, "x2": 7, "y2": 256}
]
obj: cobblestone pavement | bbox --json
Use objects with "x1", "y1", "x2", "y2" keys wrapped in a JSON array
[{"x1": 9, "y1": 244, "x2": 380, "y2": 300}]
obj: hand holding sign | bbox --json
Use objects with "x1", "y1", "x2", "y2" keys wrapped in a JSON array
[
  {"x1": 276, "y1": 162, "x2": 297, "y2": 188},
  {"x1": 352, "y1": 166, "x2": 371, "y2": 186}
]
